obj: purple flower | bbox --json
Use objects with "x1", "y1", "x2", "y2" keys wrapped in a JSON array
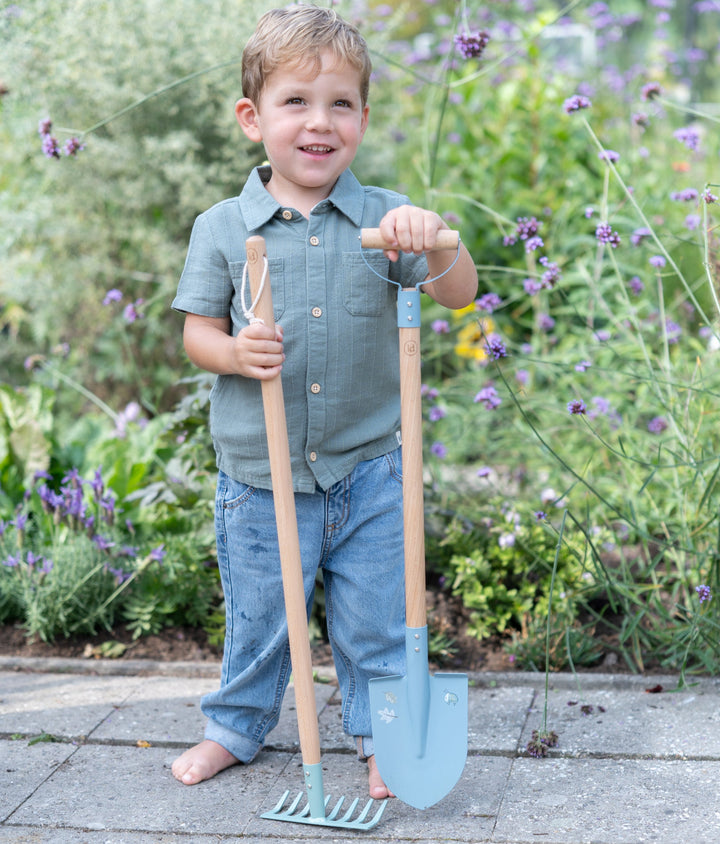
[
  {"x1": 703, "y1": 189, "x2": 718, "y2": 204},
  {"x1": 103, "y1": 288, "x2": 123, "y2": 305},
  {"x1": 93, "y1": 534, "x2": 115, "y2": 551},
  {"x1": 685, "y1": 213, "x2": 701, "y2": 231},
  {"x1": 63, "y1": 137, "x2": 85, "y2": 157},
  {"x1": 629, "y1": 276, "x2": 644, "y2": 295},
  {"x1": 430, "y1": 441, "x2": 448, "y2": 458},
  {"x1": 647, "y1": 416, "x2": 668, "y2": 433},
  {"x1": 633, "y1": 112, "x2": 650, "y2": 129},
  {"x1": 524, "y1": 278, "x2": 542, "y2": 296},
  {"x1": 41, "y1": 134, "x2": 61, "y2": 159},
  {"x1": 3, "y1": 555, "x2": 20, "y2": 568},
  {"x1": 649, "y1": 255, "x2": 666, "y2": 268},
  {"x1": 670, "y1": 188, "x2": 699, "y2": 202},
  {"x1": 631, "y1": 227, "x2": 652, "y2": 246},
  {"x1": 38, "y1": 117, "x2": 53, "y2": 136},
  {"x1": 429, "y1": 406, "x2": 447, "y2": 421},
  {"x1": 595, "y1": 223, "x2": 621, "y2": 247},
  {"x1": 474, "y1": 384, "x2": 502, "y2": 410},
  {"x1": 575, "y1": 360, "x2": 592, "y2": 372},
  {"x1": 421, "y1": 385, "x2": 439, "y2": 400},
  {"x1": 539, "y1": 257, "x2": 561, "y2": 289},
  {"x1": 665, "y1": 318, "x2": 681, "y2": 344},
  {"x1": 525, "y1": 235, "x2": 544, "y2": 253},
  {"x1": 563, "y1": 94, "x2": 591, "y2": 113},
  {"x1": 538, "y1": 313, "x2": 555, "y2": 332},
  {"x1": 673, "y1": 126, "x2": 700, "y2": 151},
  {"x1": 453, "y1": 29, "x2": 490, "y2": 59},
  {"x1": 431, "y1": 319, "x2": 450, "y2": 334},
  {"x1": 123, "y1": 299, "x2": 145, "y2": 323},
  {"x1": 516, "y1": 216, "x2": 540, "y2": 240},
  {"x1": 484, "y1": 335, "x2": 507, "y2": 360},
  {"x1": 696, "y1": 584, "x2": 712, "y2": 603},
  {"x1": 12, "y1": 513, "x2": 28, "y2": 532},
  {"x1": 598, "y1": 149, "x2": 620, "y2": 163},
  {"x1": 150, "y1": 544, "x2": 166, "y2": 563},
  {"x1": 476, "y1": 466, "x2": 492, "y2": 478},
  {"x1": 516, "y1": 369, "x2": 529, "y2": 386},
  {"x1": 641, "y1": 82, "x2": 663, "y2": 101},
  {"x1": 567, "y1": 399, "x2": 587, "y2": 415},
  {"x1": 476, "y1": 292, "x2": 502, "y2": 313},
  {"x1": 535, "y1": 510, "x2": 547, "y2": 521}
]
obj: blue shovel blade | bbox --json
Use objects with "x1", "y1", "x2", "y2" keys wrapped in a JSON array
[{"x1": 369, "y1": 630, "x2": 468, "y2": 810}]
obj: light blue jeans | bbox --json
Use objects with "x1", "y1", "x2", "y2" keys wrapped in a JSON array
[{"x1": 202, "y1": 448, "x2": 406, "y2": 763}]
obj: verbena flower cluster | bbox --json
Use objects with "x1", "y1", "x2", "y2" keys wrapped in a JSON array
[
  {"x1": 453, "y1": 29, "x2": 490, "y2": 59},
  {"x1": 525, "y1": 729, "x2": 559, "y2": 758},
  {"x1": 38, "y1": 118, "x2": 84, "y2": 159}
]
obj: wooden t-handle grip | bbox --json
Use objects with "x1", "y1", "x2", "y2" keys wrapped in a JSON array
[{"x1": 360, "y1": 228, "x2": 459, "y2": 251}]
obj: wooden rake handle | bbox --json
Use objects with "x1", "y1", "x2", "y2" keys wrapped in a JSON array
[{"x1": 245, "y1": 235, "x2": 321, "y2": 767}]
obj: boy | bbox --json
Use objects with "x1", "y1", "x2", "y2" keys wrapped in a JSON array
[{"x1": 171, "y1": 5, "x2": 477, "y2": 799}]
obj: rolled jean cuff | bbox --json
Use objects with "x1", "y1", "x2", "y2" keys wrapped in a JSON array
[
  {"x1": 356, "y1": 735, "x2": 374, "y2": 761},
  {"x1": 204, "y1": 719, "x2": 263, "y2": 764}
]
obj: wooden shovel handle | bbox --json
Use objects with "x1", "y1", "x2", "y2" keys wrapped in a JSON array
[
  {"x1": 246, "y1": 236, "x2": 321, "y2": 766},
  {"x1": 360, "y1": 228, "x2": 459, "y2": 252},
  {"x1": 399, "y1": 317, "x2": 427, "y2": 629}
]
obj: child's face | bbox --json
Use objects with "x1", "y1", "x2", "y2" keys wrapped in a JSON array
[{"x1": 236, "y1": 51, "x2": 369, "y2": 212}]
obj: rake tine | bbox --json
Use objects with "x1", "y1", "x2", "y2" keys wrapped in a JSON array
[
  {"x1": 267, "y1": 790, "x2": 291, "y2": 815},
  {"x1": 365, "y1": 798, "x2": 390, "y2": 827},
  {"x1": 325, "y1": 794, "x2": 346, "y2": 821},
  {"x1": 335, "y1": 796, "x2": 360, "y2": 822}
]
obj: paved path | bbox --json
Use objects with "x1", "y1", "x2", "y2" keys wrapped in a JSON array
[{"x1": 1, "y1": 658, "x2": 719, "y2": 842}]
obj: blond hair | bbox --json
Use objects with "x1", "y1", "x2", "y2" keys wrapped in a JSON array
[{"x1": 242, "y1": 5, "x2": 372, "y2": 105}]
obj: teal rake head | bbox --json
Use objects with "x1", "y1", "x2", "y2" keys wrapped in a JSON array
[{"x1": 261, "y1": 763, "x2": 388, "y2": 830}]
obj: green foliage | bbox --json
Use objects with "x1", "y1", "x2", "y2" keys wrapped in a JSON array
[
  {"x1": 435, "y1": 503, "x2": 593, "y2": 641},
  {"x1": 3, "y1": 0, "x2": 720, "y2": 677}
]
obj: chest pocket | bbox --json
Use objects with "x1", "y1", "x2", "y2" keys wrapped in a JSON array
[
  {"x1": 342, "y1": 252, "x2": 395, "y2": 316},
  {"x1": 229, "y1": 257, "x2": 286, "y2": 321}
]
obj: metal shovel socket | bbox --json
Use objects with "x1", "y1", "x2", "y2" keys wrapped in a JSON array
[
  {"x1": 362, "y1": 229, "x2": 469, "y2": 810},
  {"x1": 246, "y1": 236, "x2": 388, "y2": 831}
]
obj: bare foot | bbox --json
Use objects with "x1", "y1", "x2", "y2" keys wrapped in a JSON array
[
  {"x1": 171, "y1": 740, "x2": 238, "y2": 785},
  {"x1": 367, "y1": 754, "x2": 395, "y2": 799}
]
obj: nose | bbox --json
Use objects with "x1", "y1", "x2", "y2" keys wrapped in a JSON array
[{"x1": 305, "y1": 106, "x2": 332, "y2": 132}]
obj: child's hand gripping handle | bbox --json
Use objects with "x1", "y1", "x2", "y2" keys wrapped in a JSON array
[
  {"x1": 360, "y1": 228, "x2": 459, "y2": 252},
  {"x1": 359, "y1": 228, "x2": 458, "y2": 630},
  {"x1": 245, "y1": 236, "x2": 322, "y2": 769}
]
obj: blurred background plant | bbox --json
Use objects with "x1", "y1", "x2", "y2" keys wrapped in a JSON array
[{"x1": 2, "y1": 0, "x2": 720, "y2": 675}]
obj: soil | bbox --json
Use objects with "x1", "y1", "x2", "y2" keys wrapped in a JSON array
[
  {"x1": 0, "y1": 588, "x2": 627, "y2": 673},
  {"x1": 0, "y1": 589, "x2": 515, "y2": 672}
]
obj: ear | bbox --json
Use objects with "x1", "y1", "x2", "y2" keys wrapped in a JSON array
[
  {"x1": 359, "y1": 104, "x2": 370, "y2": 142},
  {"x1": 235, "y1": 98, "x2": 263, "y2": 142}
]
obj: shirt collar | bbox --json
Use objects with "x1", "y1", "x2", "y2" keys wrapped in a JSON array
[{"x1": 239, "y1": 166, "x2": 365, "y2": 230}]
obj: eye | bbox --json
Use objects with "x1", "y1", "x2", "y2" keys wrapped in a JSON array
[
  {"x1": 285, "y1": 96, "x2": 305, "y2": 105},
  {"x1": 334, "y1": 99, "x2": 352, "y2": 108}
]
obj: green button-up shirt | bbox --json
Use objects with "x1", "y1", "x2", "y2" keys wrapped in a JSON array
[{"x1": 173, "y1": 166, "x2": 428, "y2": 492}]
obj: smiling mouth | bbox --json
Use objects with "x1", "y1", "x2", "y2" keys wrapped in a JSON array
[{"x1": 300, "y1": 144, "x2": 333, "y2": 154}]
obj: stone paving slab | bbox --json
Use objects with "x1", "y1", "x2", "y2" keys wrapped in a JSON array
[
  {"x1": 522, "y1": 682, "x2": 720, "y2": 758},
  {"x1": 493, "y1": 757, "x2": 720, "y2": 844},
  {"x1": 0, "y1": 671, "x2": 141, "y2": 739},
  {"x1": 8, "y1": 745, "x2": 288, "y2": 836},
  {"x1": 1, "y1": 739, "x2": 76, "y2": 822},
  {"x1": 468, "y1": 684, "x2": 535, "y2": 752}
]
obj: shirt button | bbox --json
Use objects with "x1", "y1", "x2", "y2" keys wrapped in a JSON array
[
  {"x1": 282, "y1": 209, "x2": 293, "y2": 220},
  {"x1": 310, "y1": 383, "x2": 321, "y2": 394},
  {"x1": 309, "y1": 236, "x2": 320, "y2": 246},
  {"x1": 311, "y1": 306, "x2": 323, "y2": 318},
  {"x1": 309, "y1": 451, "x2": 318, "y2": 462}
]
